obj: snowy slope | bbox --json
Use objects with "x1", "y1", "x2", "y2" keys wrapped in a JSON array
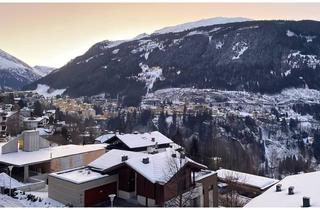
[
  {"x1": 153, "y1": 17, "x2": 251, "y2": 34},
  {"x1": 0, "y1": 49, "x2": 40, "y2": 90},
  {"x1": 0, "y1": 49, "x2": 31, "y2": 71},
  {"x1": 32, "y1": 66, "x2": 55, "y2": 77}
]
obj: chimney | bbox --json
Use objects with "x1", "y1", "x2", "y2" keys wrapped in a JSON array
[
  {"x1": 121, "y1": 155, "x2": 128, "y2": 162},
  {"x1": 151, "y1": 137, "x2": 155, "y2": 142},
  {"x1": 276, "y1": 184, "x2": 282, "y2": 192},
  {"x1": 172, "y1": 153, "x2": 177, "y2": 158},
  {"x1": 303, "y1": 197, "x2": 310, "y2": 207},
  {"x1": 142, "y1": 157, "x2": 149, "y2": 164},
  {"x1": 288, "y1": 186, "x2": 294, "y2": 195}
]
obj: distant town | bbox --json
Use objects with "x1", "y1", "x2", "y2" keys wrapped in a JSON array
[{"x1": 0, "y1": 88, "x2": 317, "y2": 207}]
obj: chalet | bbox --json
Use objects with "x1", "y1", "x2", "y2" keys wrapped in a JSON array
[
  {"x1": 97, "y1": 131, "x2": 173, "y2": 152},
  {"x1": 94, "y1": 133, "x2": 115, "y2": 144},
  {"x1": 245, "y1": 171, "x2": 320, "y2": 207},
  {"x1": 0, "y1": 130, "x2": 106, "y2": 183},
  {"x1": 217, "y1": 168, "x2": 279, "y2": 205},
  {"x1": 48, "y1": 148, "x2": 218, "y2": 207}
]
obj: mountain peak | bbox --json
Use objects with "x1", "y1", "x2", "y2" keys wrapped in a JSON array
[
  {"x1": 32, "y1": 65, "x2": 56, "y2": 77},
  {"x1": 153, "y1": 17, "x2": 252, "y2": 34},
  {"x1": 0, "y1": 49, "x2": 40, "y2": 90}
]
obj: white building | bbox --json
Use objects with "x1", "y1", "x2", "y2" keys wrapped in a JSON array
[{"x1": 245, "y1": 171, "x2": 320, "y2": 207}]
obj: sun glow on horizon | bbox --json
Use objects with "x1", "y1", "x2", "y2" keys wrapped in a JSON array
[{"x1": 1, "y1": 3, "x2": 320, "y2": 68}]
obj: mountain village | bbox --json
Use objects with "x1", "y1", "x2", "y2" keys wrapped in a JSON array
[
  {"x1": 0, "y1": 87, "x2": 318, "y2": 207},
  {"x1": 1, "y1": 11, "x2": 320, "y2": 208}
]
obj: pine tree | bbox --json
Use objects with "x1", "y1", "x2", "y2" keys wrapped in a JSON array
[
  {"x1": 33, "y1": 100, "x2": 43, "y2": 117},
  {"x1": 158, "y1": 111, "x2": 168, "y2": 135}
]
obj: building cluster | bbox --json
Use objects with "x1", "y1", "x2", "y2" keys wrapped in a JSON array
[
  {"x1": 0, "y1": 91, "x2": 319, "y2": 207},
  {"x1": 0, "y1": 129, "x2": 218, "y2": 207}
]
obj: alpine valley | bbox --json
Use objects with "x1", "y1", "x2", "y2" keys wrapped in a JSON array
[{"x1": 5, "y1": 17, "x2": 320, "y2": 178}]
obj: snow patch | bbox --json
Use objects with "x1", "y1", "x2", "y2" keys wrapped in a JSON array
[
  {"x1": 287, "y1": 51, "x2": 320, "y2": 69},
  {"x1": 286, "y1": 30, "x2": 296, "y2": 37},
  {"x1": 153, "y1": 17, "x2": 251, "y2": 34},
  {"x1": 237, "y1": 25, "x2": 259, "y2": 31},
  {"x1": 136, "y1": 63, "x2": 165, "y2": 92},
  {"x1": 33, "y1": 84, "x2": 66, "y2": 98},
  {"x1": 286, "y1": 30, "x2": 317, "y2": 43},
  {"x1": 32, "y1": 66, "x2": 55, "y2": 77},
  {"x1": 232, "y1": 41, "x2": 248, "y2": 60},
  {"x1": 99, "y1": 40, "x2": 126, "y2": 50},
  {"x1": 112, "y1": 49, "x2": 119, "y2": 54},
  {"x1": 131, "y1": 40, "x2": 165, "y2": 60},
  {"x1": 186, "y1": 30, "x2": 208, "y2": 36},
  {"x1": 209, "y1": 27, "x2": 221, "y2": 33},
  {"x1": 215, "y1": 41, "x2": 224, "y2": 49},
  {"x1": 284, "y1": 69, "x2": 291, "y2": 77}
]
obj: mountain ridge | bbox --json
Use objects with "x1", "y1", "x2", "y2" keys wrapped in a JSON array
[
  {"x1": 27, "y1": 19, "x2": 320, "y2": 105},
  {"x1": 0, "y1": 49, "x2": 40, "y2": 90}
]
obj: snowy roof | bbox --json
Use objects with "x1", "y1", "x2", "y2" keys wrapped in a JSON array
[
  {"x1": 217, "y1": 169, "x2": 279, "y2": 190},
  {"x1": 89, "y1": 148, "x2": 206, "y2": 184},
  {"x1": 0, "y1": 144, "x2": 106, "y2": 166},
  {"x1": 94, "y1": 133, "x2": 115, "y2": 143},
  {"x1": 36, "y1": 127, "x2": 54, "y2": 136},
  {"x1": 109, "y1": 131, "x2": 173, "y2": 149},
  {"x1": 0, "y1": 110, "x2": 17, "y2": 118},
  {"x1": 245, "y1": 171, "x2": 320, "y2": 207},
  {"x1": 50, "y1": 167, "x2": 108, "y2": 184},
  {"x1": 125, "y1": 149, "x2": 207, "y2": 184},
  {"x1": 194, "y1": 170, "x2": 217, "y2": 182},
  {"x1": 88, "y1": 149, "x2": 146, "y2": 171},
  {"x1": 46, "y1": 110, "x2": 56, "y2": 114},
  {"x1": 23, "y1": 117, "x2": 46, "y2": 122}
]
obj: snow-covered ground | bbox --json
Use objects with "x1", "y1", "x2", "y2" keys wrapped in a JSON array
[
  {"x1": 14, "y1": 190, "x2": 64, "y2": 207},
  {"x1": 33, "y1": 84, "x2": 66, "y2": 98},
  {"x1": 0, "y1": 173, "x2": 25, "y2": 188},
  {"x1": 136, "y1": 63, "x2": 165, "y2": 92},
  {"x1": 0, "y1": 190, "x2": 63, "y2": 207},
  {"x1": 0, "y1": 194, "x2": 24, "y2": 207}
]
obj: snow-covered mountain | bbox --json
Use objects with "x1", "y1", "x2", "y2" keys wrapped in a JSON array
[
  {"x1": 153, "y1": 17, "x2": 251, "y2": 34},
  {"x1": 0, "y1": 49, "x2": 40, "y2": 90},
  {"x1": 32, "y1": 65, "x2": 55, "y2": 77},
  {"x1": 29, "y1": 19, "x2": 320, "y2": 105}
]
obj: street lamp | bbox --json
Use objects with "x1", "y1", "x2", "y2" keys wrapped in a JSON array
[
  {"x1": 8, "y1": 165, "x2": 13, "y2": 196},
  {"x1": 108, "y1": 194, "x2": 116, "y2": 207}
]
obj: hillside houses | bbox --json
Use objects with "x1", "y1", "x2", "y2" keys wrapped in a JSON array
[
  {"x1": 0, "y1": 130, "x2": 106, "y2": 183},
  {"x1": 49, "y1": 148, "x2": 218, "y2": 207},
  {"x1": 95, "y1": 131, "x2": 174, "y2": 152},
  {"x1": 217, "y1": 169, "x2": 279, "y2": 207}
]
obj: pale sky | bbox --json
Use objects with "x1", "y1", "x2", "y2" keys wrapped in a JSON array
[{"x1": 1, "y1": 3, "x2": 320, "y2": 68}]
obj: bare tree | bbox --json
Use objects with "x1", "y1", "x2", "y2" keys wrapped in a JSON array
[
  {"x1": 268, "y1": 147, "x2": 278, "y2": 178},
  {"x1": 219, "y1": 171, "x2": 247, "y2": 207},
  {"x1": 163, "y1": 150, "x2": 201, "y2": 207}
]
